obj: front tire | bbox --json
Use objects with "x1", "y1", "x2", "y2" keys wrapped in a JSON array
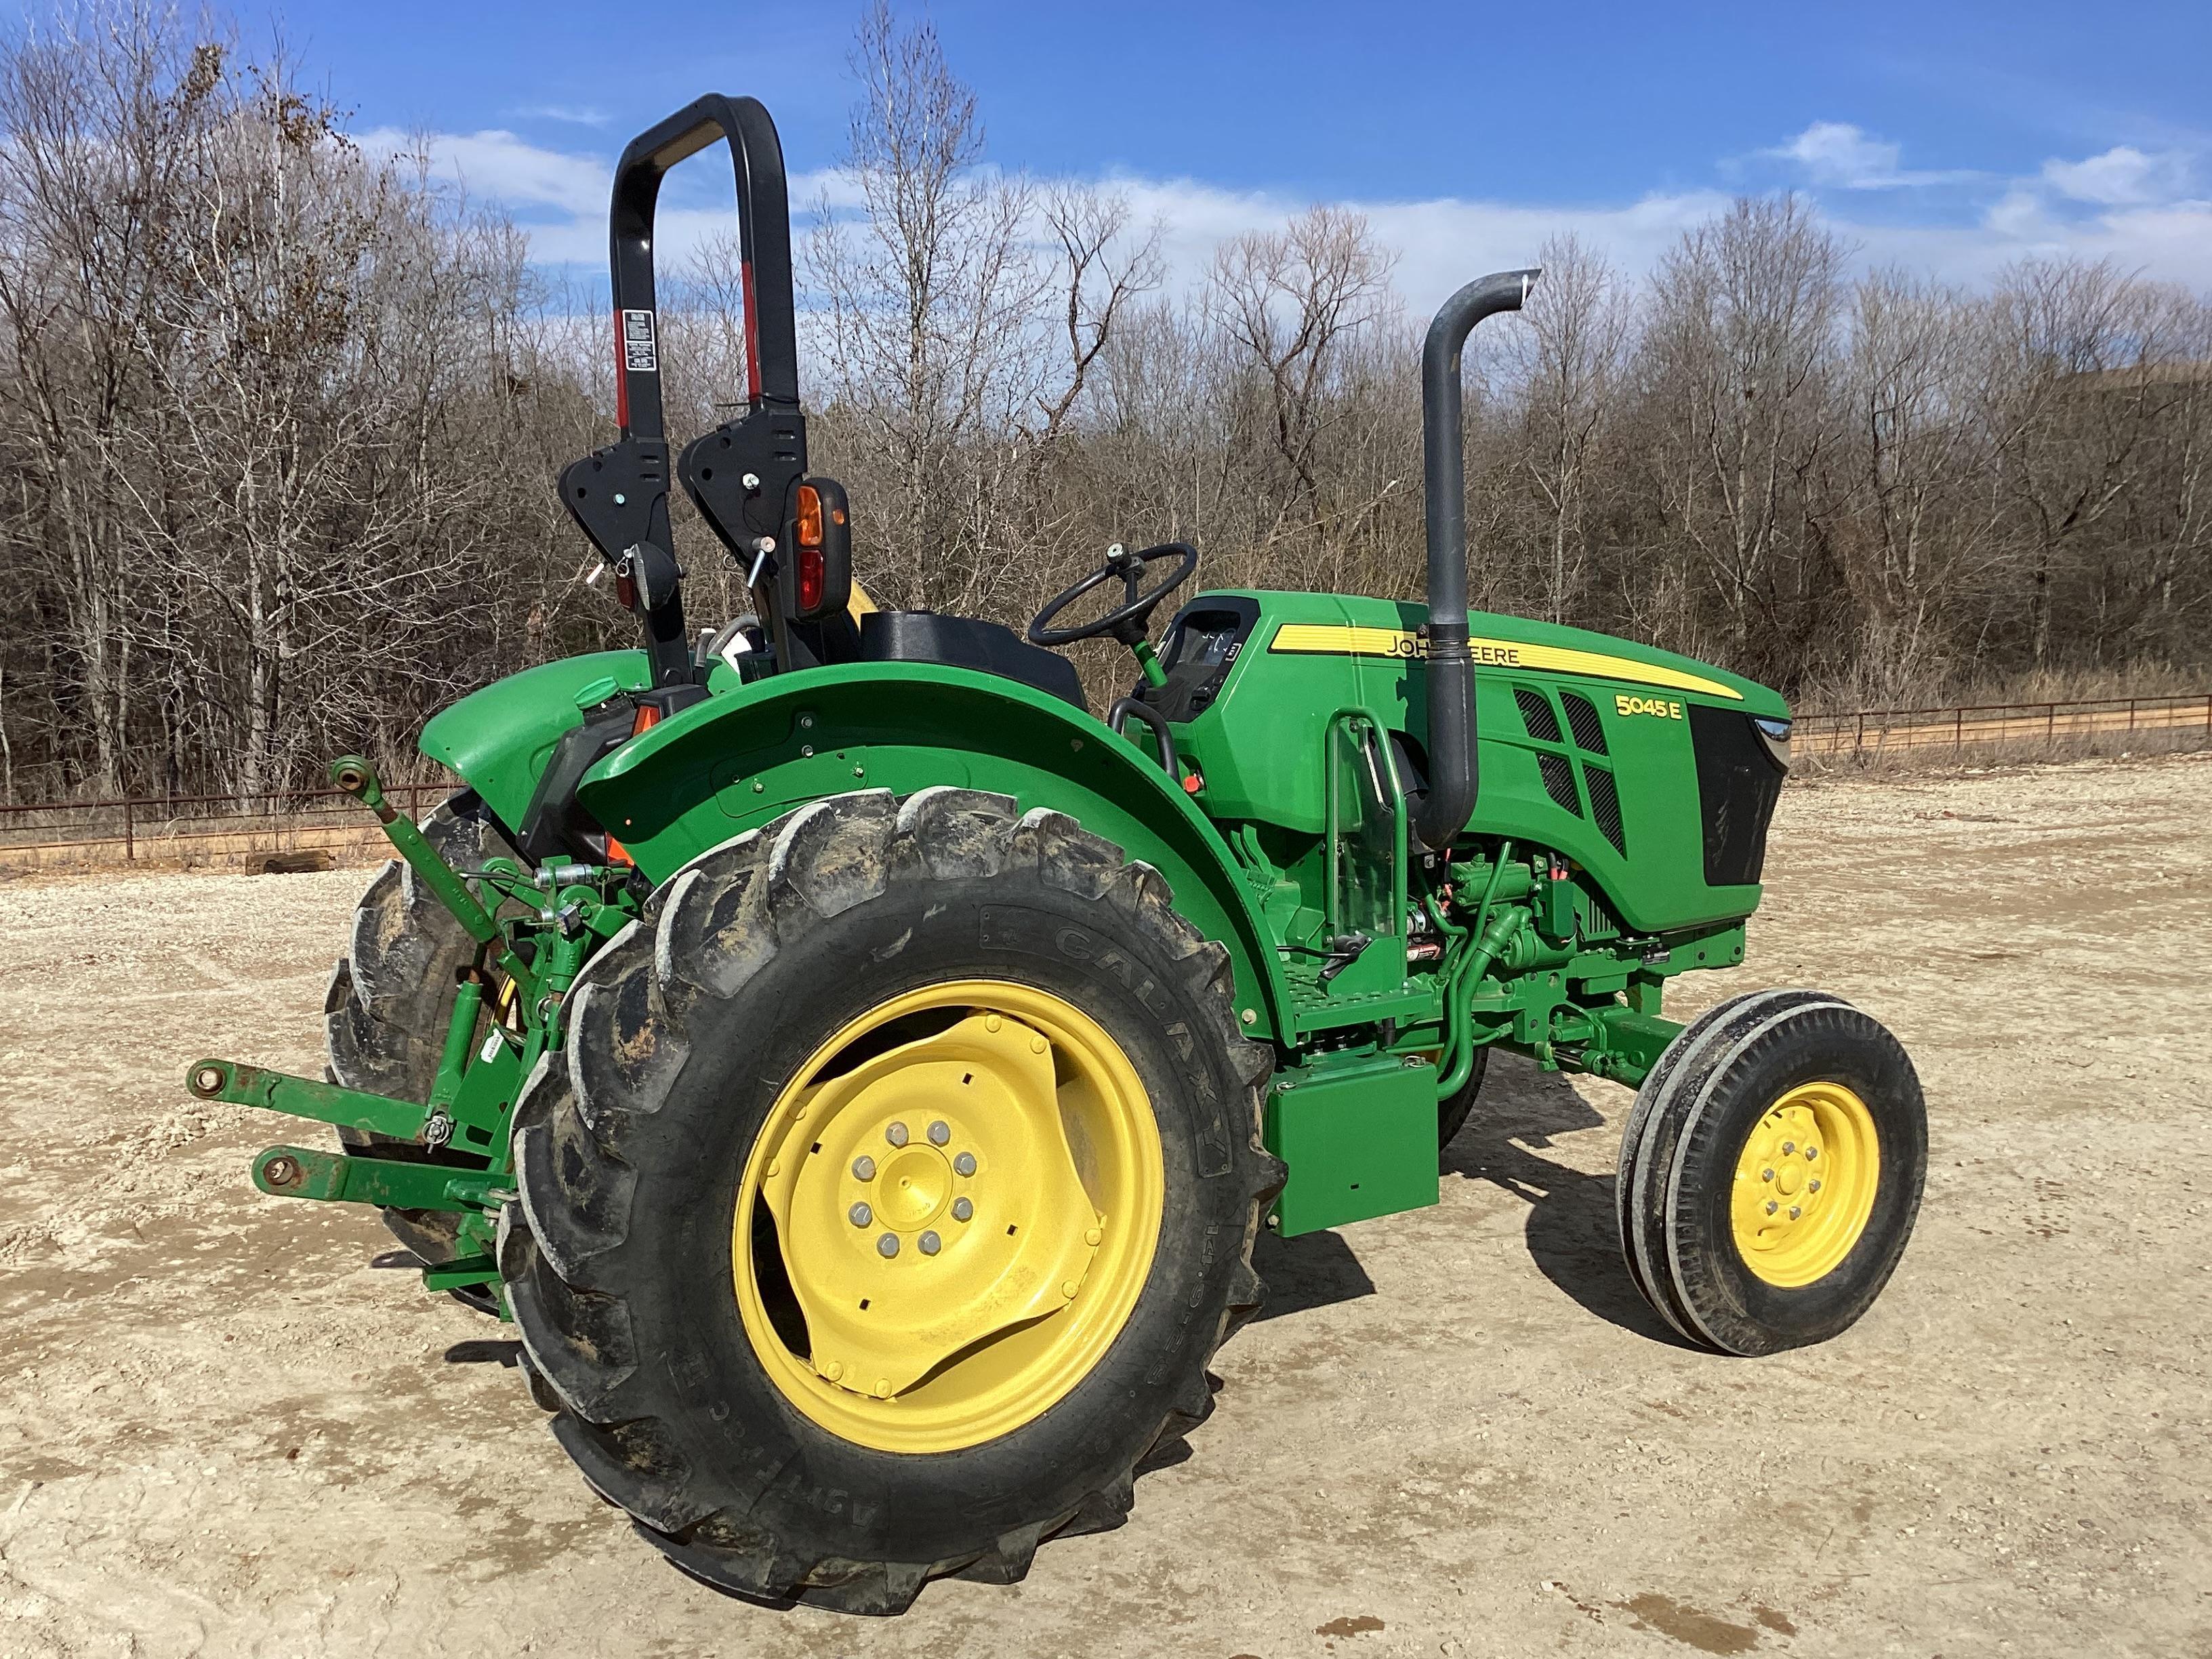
[
  {"x1": 1618, "y1": 994, "x2": 1925, "y2": 1355},
  {"x1": 503, "y1": 789, "x2": 1281, "y2": 1613}
]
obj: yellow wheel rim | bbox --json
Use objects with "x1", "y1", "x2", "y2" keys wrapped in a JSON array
[
  {"x1": 1729, "y1": 1081, "x2": 1880, "y2": 1288},
  {"x1": 731, "y1": 979, "x2": 1164, "y2": 1454}
]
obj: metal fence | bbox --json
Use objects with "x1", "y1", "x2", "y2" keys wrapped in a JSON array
[
  {"x1": 1793, "y1": 691, "x2": 2212, "y2": 758},
  {"x1": 0, "y1": 780, "x2": 448, "y2": 870},
  {"x1": 2, "y1": 691, "x2": 2207, "y2": 869}
]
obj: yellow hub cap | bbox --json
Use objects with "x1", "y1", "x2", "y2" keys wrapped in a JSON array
[
  {"x1": 1729, "y1": 1081, "x2": 1880, "y2": 1287},
  {"x1": 733, "y1": 979, "x2": 1164, "y2": 1453}
]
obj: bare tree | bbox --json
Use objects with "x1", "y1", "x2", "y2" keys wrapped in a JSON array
[
  {"x1": 1642, "y1": 198, "x2": 1847, "y2": 672},
  {"x1": 1206, "y1": 207, "x2": 1401, "y2": 580},
  {"x1": 3, "y1": 0, "x2": 2210, "y2": 806},
  {"x1": 1509, "y1": 232, "x2": 1633, "y2": 623},
  {"x1": 804, "y1": 1, "x2": 1046, "y2": 615}
]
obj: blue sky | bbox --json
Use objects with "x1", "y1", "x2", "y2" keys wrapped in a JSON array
[{"x1": 274, "y1": 0, "x2": 2211, "y2": 306}]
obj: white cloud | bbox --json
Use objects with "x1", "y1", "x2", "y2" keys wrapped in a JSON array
[
  {"x1": 361, "y1": 125, "x2": 605, "y2": 217},
  {"x1": 1764, "y1": 121, "x2": 1982, "y2": 191},
  {"x1": 374, "y1": 126, "x2": 2212, "y2": 312},
  {"x1": 1773, "y1": 122, "x2": 1903, "y2": 188},
  {"x1": 2040, "y1": 145, "x2": 2189, "y2": 206},
  {"x1": 1107, "y1": 175, "x2": 1732, "y2": 313},
  {"x1": 510, "y1": 104, "x2": 611, "y2": 128}
]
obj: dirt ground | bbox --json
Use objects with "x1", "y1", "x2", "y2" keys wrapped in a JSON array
[{"x1": 3, "y1": 754, "x2": 2208, "y2": 1658}]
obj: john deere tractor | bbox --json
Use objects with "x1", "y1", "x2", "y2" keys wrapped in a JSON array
[{"x1": 188, "y1": 95, "x2": 1925, "y2": 1613}]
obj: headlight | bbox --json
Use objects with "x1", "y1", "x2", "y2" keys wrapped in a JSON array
[{"x1": 1752, "y1": 716, "x2": 1792, "y2": 773}]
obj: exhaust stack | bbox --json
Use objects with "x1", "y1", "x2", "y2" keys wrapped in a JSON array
[{"x1": 1414, "y1": 267, "x2": 1540, "y2": 853}]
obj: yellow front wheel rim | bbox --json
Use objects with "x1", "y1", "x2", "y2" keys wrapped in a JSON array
[
  {"x1": 1729, "y1": 1081, "x2": 1880, "y2": 1288},
  {"x1": 732, "y1": 979, "x2": 1164, "y2": 1454}
]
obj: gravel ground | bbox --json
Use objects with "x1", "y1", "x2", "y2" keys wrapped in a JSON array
[{"x1": 2, "y1": 754, "x2": 2208, "y2": 1658}]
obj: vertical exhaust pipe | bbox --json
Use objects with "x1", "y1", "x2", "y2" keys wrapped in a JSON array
[{"x1": 1415, "y1": 267, "x2": 1539, "y2": 853}]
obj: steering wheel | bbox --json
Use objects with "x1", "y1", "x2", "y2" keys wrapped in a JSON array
[{"x1": 1027, "y1": 541, "x2": 1197, "y2": 649}]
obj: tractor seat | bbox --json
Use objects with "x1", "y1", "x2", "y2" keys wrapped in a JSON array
[{"x1": 857, "y1": 611, "x2": 1088, "y2": 714}]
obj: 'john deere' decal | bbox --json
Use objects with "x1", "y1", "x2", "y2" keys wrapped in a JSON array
[{"x1": 1266, "y1": 623, "x2": 1743, "y2": 701}]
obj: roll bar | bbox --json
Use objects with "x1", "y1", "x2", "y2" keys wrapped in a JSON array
[
  {"x1": 558, "y1": 94, "x2": 811, "y2": 687},
  {"x1": 1414, "y1": 268, "x2": 1539, "y2": 853}
]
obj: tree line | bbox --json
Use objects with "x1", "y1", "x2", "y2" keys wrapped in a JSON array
[{"x1": 1, "y1": 2, "x2": 2206, "y2": 804}]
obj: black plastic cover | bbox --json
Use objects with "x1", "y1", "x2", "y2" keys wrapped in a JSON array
[
  {"x1": 1142, "y1": 596, "x2": 1261, "y2": 720},
  {"x1": 857, "y1": 611, "x2": 1088, "y2": 713},
  {"x1": 1689, "y1": 704, "x2": 1786, "y2": 886},
  {"x1": 517, "y1": 683, "x2": 708, "y2": 863}
]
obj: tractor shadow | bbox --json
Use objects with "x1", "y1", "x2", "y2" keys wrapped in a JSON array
[
  {"x1": 1250, "y1": 1227, "x2": 1376, "y2": 1323},
  {"x1": 1443, "y1": 1054, "x2": 1690, "y2": 1349}
]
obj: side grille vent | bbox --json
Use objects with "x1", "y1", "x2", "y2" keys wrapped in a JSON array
[
  {"x1": 1561, "y1": 691, "x2": 1607, "y2": 754},
  {"x1": 1537, "y1": 752, "x2": 1582, "y2": 817},
  {"x1": 1515, "y1": 687, "x2": 1562, "y2": 744},
  {"x1": 1586, "y1": 764, "x2": 1626, "y2": 855}
]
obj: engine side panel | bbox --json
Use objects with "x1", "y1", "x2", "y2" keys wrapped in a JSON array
[{"x1": 1162, "y1": 591, "x2": 1790, "y2": 935}]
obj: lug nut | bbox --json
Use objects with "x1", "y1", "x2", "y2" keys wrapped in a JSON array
[
  {"x1": 885, "y1": 1122, "x2": 909, "y2": 1147},
  {"x1": 1805, "y1": 1147, "x2": 1819, "y2": 1161},
  {"x1": 928, "y1": 1120, "x2": 949, "y2": 1145},
  {"x1": 1788, "y1": 1206, "x2": 1802, "y2": 1221},
  {"x1": 1761, "y1": 1168, "x2": 1775, "y2": 1182},
  {"x1": 1808, "y1": 1179, "x2": 1822, "y2": 1193},
  {"x1": 953, "y1": 1151, "x2": 977, "y2": 1176},
  {"x1": 1781, "y1": 1141, "x2": 1796, "y2": 1155},
  {"x1": 1765, "y1": 1200, "x2": 1779, "y2": 1216},
  {"x1": 877, "y1": 1233, "x2": 899, "y2": 1258},
  {"x1": 951, "y1": 1197, "x2": 973, "y2": 1222},
  {"x1": 918, "y1": 1231, "x2": 941, "y2": 1255},
  {"x1": 852, "y1": 1155, "x2": 876, "y2": 1181},
  {"x1": 848, "y1": 1202, "x2": 872, "y2": 1227}
]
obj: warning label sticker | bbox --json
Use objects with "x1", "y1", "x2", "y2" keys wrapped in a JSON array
[{"x1": 621, "y1": 309, "x2": 658, "y2": 373}]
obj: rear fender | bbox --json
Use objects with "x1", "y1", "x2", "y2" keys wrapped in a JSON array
[
  {"x1": 417, "y1": 650, "x2": 656, "y2": 832},
  {"x1": 575, "y1": 661, "x2": 1295, "y2": 1040}
]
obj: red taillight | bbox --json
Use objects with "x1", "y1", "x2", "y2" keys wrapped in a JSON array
[{"x1": 795, "y1": 483, "x2": 825, "y2": 611}]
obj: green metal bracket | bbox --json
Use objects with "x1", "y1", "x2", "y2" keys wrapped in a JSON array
[
  {"x1": 420, "y1": 1254, "x2": 500, "y2": 1294},
  {"x1": 1265, "y1": 1050, "x2": 1440, "y2": 1237},
  {"x1": 1577, "y1": 1006, "x2": 1683, "y2": 1088},
  {"x1": 250, "y1": 1145, "x2": 496, "y2": 1212},
  {"x1": 189, "y1": 1059, "x2": 429, "y2": 1141}
]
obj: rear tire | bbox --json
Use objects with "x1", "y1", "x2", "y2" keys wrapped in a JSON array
[
  {"x1": 325, "y1": 793, "x2": 518, "y2": 1264},
  {"x1": 1619, "y1": 995, "x2": 1925, "y2": 1355},
  {"x1": 504, "y1": 789, "x2": 1282, "y2": 1614}
]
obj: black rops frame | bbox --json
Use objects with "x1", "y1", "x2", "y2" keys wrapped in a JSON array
[{"x1": 558, "y1": 94, "x2": 808, "y2": 688}]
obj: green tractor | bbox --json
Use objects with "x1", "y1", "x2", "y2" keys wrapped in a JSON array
[{"x1": 188, "y1": 95, "x2": 1925, "y2": 1613}]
